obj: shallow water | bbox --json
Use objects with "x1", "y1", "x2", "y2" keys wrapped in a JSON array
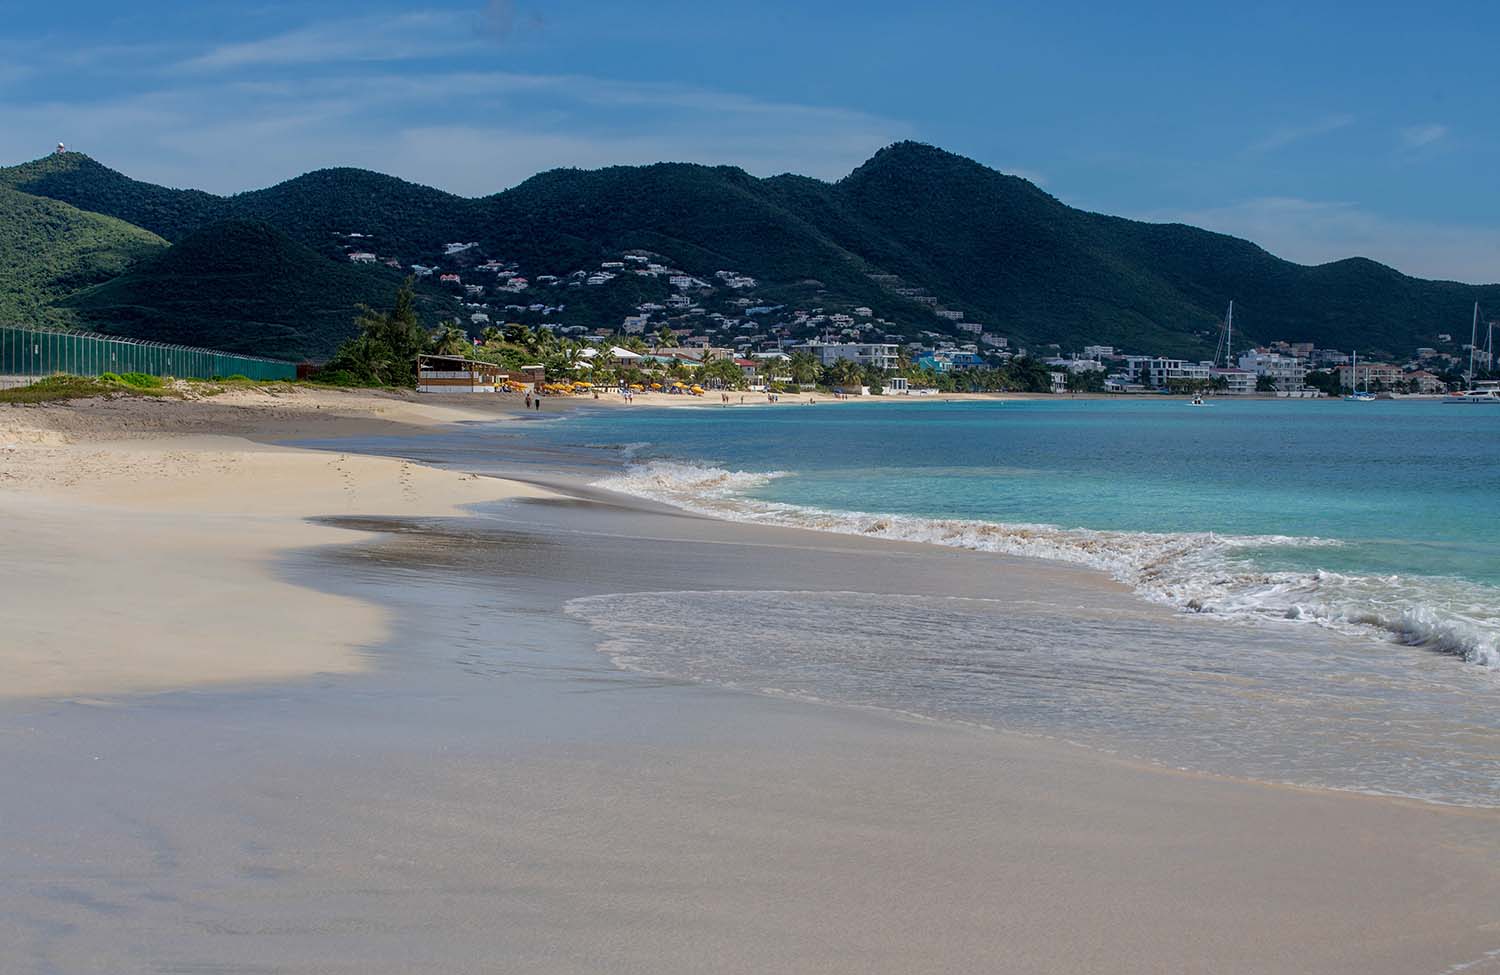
[{"x1": 303, "y1": 399, "x2": 1500, "y2": 806}]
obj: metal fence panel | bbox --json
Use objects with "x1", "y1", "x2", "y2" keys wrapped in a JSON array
[{"x1": 0, "y1": 325, "x2": 297, "y2": 384}]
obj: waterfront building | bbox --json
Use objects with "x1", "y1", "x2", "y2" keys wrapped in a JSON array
[
  {"x1": 1337, "y1": 361, "x2": 1402, "y2": 390},
  {"x1": 1210, "y1": 367, "x2": 1257, "y2": 395},
  {"x1": 796, "y1": 341, "x2": 900, "y2": 371},
  {"x1": 1238, "y1": 349, "x2": 1307, "y2": 390},
  {"x1": 1124, "y1": 356, "x2": 1211, "y2": 387}
]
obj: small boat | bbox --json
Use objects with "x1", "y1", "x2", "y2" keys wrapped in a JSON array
[{"x1": 1190, "y1": 394, "x2": 1205, "y2": 406}]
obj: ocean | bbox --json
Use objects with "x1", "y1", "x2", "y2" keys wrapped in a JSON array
[{"x1": 330, "y1": 397, "x2": 1500, "y2": 806}]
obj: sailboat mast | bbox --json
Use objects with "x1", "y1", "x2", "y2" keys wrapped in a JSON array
[
  {"x1": 1469, "y1": 302, "x2": 1479, "y2": 383},
  {"x1": 1226, "y1": 300, "x2": 1234, "y2": 369}
]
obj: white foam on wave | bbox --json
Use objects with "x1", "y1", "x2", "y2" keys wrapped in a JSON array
[{"x1": 596, "y1": 459, "x2": 1500, "y2": 668}]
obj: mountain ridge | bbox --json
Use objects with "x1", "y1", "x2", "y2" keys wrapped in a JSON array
[{"x1": 3, "y1": 142, "x2": 1495, "y2": 360}]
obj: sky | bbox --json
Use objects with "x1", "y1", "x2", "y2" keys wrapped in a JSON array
[{"x1": 2, "y1": 0, "x2": 1497, "y2": 283}]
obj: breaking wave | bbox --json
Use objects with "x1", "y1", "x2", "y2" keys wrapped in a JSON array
[{"x1": 596, "y1": 459, "x2": 1500, "y2": 668}]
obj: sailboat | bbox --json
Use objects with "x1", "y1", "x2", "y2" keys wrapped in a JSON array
[
  {"x1": 1444, "y1": 303, "x2": 1499, "y2": 403},
  {"x1": 1344, "y1": 350, "x2": 1375, "y2": 401},
  {"x1": 1193, "y1": 299, "x2": 1233, "y2": 405}
]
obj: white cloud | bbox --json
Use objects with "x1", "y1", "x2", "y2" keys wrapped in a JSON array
[
  {"x1": 1139, "y1": 196, "x2": 1500, "y2": 285},
  {"x1": 180, "y1": 11, "x2": 482, "y2": 71},
  {"x1": 1399, "y1": 123, "x2": 1448, "y2": 148},
  {"x1": 1248, "y1": 114, "x2": 1355, "y2": 153}
]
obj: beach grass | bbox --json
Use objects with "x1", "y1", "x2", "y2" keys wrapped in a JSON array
[{"x1": 0, "y1": 373, "x2": 179, "y2": 404}]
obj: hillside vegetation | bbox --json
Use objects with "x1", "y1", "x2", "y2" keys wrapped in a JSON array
[
  {"x1": 0, "y1": 185, "x2": 168, "y2": 327},
  {"x1": 61, "y1": 220, "x2": 451, "y2": 360},
  {"x1": 5, "y1": 144, "x2": 1496, "y2": 359}
]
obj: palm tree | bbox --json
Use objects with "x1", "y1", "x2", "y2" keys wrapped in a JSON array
[
  {"x1": 503, "y1": 321, "x2": 530, "y2": 346},
  {"x1": 788, "y1": 350, "x2": 820, "y2": 386},
  {"x1": 479, "y1": 325, "x2": 502, "y2": 347},
  {"x1": 825, "y1": 357, "x2": 864, "y2": 388},
  {"x1": 429, "y1": 323, "x2": 471, "y2": 357}
]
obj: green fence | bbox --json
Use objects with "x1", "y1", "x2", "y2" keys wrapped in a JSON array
[{"x1": 0, "y1": 325, "x2": 297, "y2": 384}]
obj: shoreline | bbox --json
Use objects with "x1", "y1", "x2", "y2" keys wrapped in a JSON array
[
  {"x1": 0, "y1": 387, "x2": 553, "y2": 697},
  {"x1": 3, "y1": 387, "x2": 1500, "y2": 973}
]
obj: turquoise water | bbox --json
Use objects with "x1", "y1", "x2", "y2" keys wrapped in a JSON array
[
  {"x1": 537, "y1": 398, "x2": 1500, "y2": 665},
  {"x1": 322, "y1": 398, "x2": 1500, "y2": 804}
]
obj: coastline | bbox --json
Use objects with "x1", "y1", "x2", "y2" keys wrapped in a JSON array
[
  {"x1": 0, "y1": 387, "x2": 552, "y2": 697},
  {"x1": 3, "y1": 388, "x2": 1500, "y2": 973}
]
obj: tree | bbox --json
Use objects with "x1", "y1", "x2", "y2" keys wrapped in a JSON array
[
  {"x1": 822, "y1": 357, "x2": 864, "y2": 388},
  {"x1": 655, "y1": 325, "x2": 675, "y2": 348},
  {"x1": 788, "y1": 350, "x2": 821, "y2": 385},
  {"x1": 1065, "y1": 369, "x2": 1106, "y2": 393},
  {"x1": 698, "y1": 357, "x2": 747, "y2": 389},
  {"x1": 325, "y1": 278, "x2": 427, "y2": 385},
  {"x1": 1303, "y1": 369, "x2": 1341, "y2": 396},
  {"x1": 428, "y1": 322, "x2": 471, "y2": 357},
  {"x1": 478, "y1": 325, "x2": 502, "y2": 347},
  {"x1": 1255, "y1": 374, "x2": 1277, "y2": 392}
]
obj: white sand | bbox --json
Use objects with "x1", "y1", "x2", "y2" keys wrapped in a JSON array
[
  {"x1": 2, "y1": 386, "x2": 1499, "y2": 975},
  {"x1": 0, "y1": 388, "x2": 549, "y2": 697}
]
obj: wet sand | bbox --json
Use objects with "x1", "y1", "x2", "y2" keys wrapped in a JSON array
[{"x1": 2, "y1": 391, "x2": 1500, "y2": 973}]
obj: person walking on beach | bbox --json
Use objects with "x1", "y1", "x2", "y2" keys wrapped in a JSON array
[{"x1": 524, "y1": 391, "x2": 532, "y2": 410}]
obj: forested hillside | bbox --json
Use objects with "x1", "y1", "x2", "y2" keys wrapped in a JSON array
[
  {"x1": 5, "y1": 143, "x2": 1495, "y2": 360},
  {"x1": 61, "y1": 221, "x2": 452, "y2": 360},
  {"x1": 0, "y1": 185, "x2": 168, "y2": 327}
]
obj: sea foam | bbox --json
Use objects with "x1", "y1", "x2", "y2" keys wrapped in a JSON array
[{"x1": 597, "y1": 459, "x2": 1500, "y2": 668}]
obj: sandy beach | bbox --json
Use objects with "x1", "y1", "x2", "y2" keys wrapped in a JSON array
[{"x1": 3, "y1": 386, "x2": 1499, "y2": 974}]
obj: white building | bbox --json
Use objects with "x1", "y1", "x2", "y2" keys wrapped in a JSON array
[
  {"x1": 1338, "y1": 361, "x2": 1402, "y2": 390},
  {"x1": 795, "y1": 341, "x2": 900, "y2": 372},
  {"x1": 1210, "y1": 367, "x2": 1257, "y2": 395},
  {"x1": 1238, "y1": 350, "x2": 1306, "y2": 390},
  {"x1": 1083, "y1": 345, "x2": 1115, "y2": 358},
  {"x1": 1125, "y1": 357, "x2": 1211, "y2": 387}
]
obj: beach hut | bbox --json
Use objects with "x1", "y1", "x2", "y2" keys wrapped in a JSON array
[
  {"x1": 416, "y1": 354, "x2": 507, "y2": 393},
  {"x1": 517, "y1": 364, "x2": 545, "y2": 390}
]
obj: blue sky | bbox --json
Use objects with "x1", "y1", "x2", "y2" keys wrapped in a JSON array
[{"x1": 3, "y1": 0, "x2": 1497, "y2": 282}]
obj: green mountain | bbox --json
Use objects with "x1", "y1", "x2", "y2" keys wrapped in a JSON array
[
  {"x1": 0, "y1": 153, "x2": 222, "y2": 243},
  {"x1": 5, "y1": 143, "x2": 1496, "y2": 360},
  {"x1": 60, "y1": 220, "x2": 440, "y2": 360},
  {"x1": 0, "y1": 185, "x2": 168, "y2": 327}
]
